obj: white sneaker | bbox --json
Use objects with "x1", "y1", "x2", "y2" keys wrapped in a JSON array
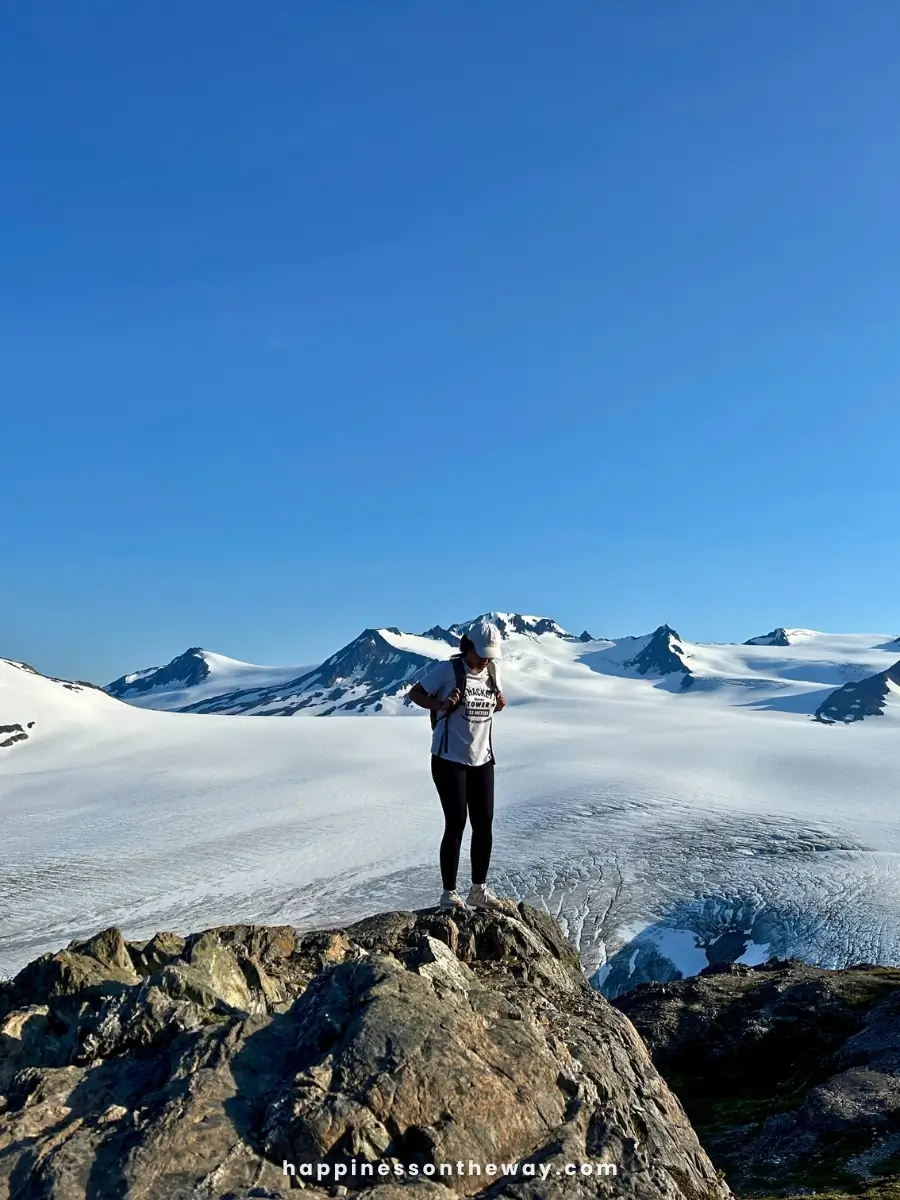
[
  {"x1": 440, "y1": 889, "x2": 466, "y2": 910},
  {"x1": 466, "y1": 884, "x2": 511, "y2": 913}
]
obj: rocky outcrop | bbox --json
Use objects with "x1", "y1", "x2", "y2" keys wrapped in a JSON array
[
  {"x1": 0, "y1": 722, "x2": 31, "y2": 749},
  {"x1": 0, "y1": 906, "x2": 728, "y2": 1199},
  {"x1": 743, "y1": 628, "x2": 791, "y2": 647},
  {"x1": 815, "y1": 660, "x2": 900, "y2": 724},
  {"x1": 614, "y1": 958, "x2": 900, "y2": 1196}
]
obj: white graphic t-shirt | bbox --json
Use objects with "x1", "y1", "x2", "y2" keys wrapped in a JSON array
[{"x1": 417, "y1": 658, "x2": 501, "y2": 767}]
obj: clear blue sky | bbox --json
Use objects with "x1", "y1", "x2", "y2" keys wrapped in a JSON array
[{"x1": 4, "y1": 1, "x2": 899, "y2": 683}]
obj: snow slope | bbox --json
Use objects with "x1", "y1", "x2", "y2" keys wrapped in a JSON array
[
  {"x1": 0, "y1": 659, "x2": 125, "y2": 752},
  {"x1": 3, "y1": 620, "x2": 900, "y2": 996}
]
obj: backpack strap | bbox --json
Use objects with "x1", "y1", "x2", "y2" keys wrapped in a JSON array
[
  {"x1": 486, "y1": 660, "x2": 499, "y2": 696},
  {"x1": 451, "y1": 655, "x2": 467, "y2": 696},
  {"x1": 438, "y1": 655, "x2": 468, "y2": 757},
  {"x1": 489, "y1": 661, "x2": 499, "y2": 764}
]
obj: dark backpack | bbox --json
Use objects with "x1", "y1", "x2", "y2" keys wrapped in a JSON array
[{"x1": 428, "y1": 655, "x2": 500, "y2": 760}]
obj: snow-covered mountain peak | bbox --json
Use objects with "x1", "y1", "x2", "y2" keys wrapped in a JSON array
[
  {"x1": 744, "y1": 628, "x2": 825, "y2": 647},
  {"x1": 317, "y1": 626, "x2": 447, "y2": 675},
  {"x1": 175, "y1": 625, "x2": 450, "y2": 717},
  {"x1": 468, "y1": 612, "x2": 571, "y2": 640},
  {"x1": 108, "y1": 647, "x2": 211, "y2": 698},
  {"x1": 105, "y1": 648, "x2": 315, "y2": 712},
  {"x1": 570, "y1": 624, "x2": 694, "y2": 690},
  {"x1": 744, "y1": 627, "x2": 792, "y2": 647},
  {"x1": 418, "y1": 612, "x2": 571, "y2": 647},
  {"x1": 622, "y1": 624, "x2": 691, "y2": 678}
]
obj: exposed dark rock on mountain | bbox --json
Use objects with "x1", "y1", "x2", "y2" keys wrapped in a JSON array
[
  {"x1": 623, "y1": 625, "x2": 691, "y2": 682},
  {"x1": 2, "y1": 658, "x2": 101, "y2": 694},
  {"x1": 744, "y1": 628, "x2": 792, "y2": 647},
  {"x1": 3, "y1": 659, "x2": 40, "y2": 674},
  {"x1": 815, "y1": 660, "x2": 900, "y2": 724},
  {"x1": 0, "y1": 907, "x2": 728, "y2": 1200},
  {"x1": 0, "y1": 722, "x2": 29, "y2": 748},
  {"x1": 578, "y1": 630, "x2": 594, "y2": 643},
  {"x1": 0, "y1": 659, "x2": 105, "y2": 750},
  {"x1": 423, "y1": 615, "x2": 570, "y2": 642},
  {"x1": 614, "y1": 959, "x2": 900, "y2": 1198},
  {"x1": 485, "y1": 613, "x2": 569, "y2": 639},
  {"x1": 106, "y1": 646, "x2": 211, "y2": 699}
]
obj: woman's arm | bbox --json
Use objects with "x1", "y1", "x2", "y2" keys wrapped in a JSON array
[
  {"x1": 408, "y1": 683, "x2": 459, "y2": 712},
  {"x1": 407, "y1": 683, "x2": 437, "y2": 710}
]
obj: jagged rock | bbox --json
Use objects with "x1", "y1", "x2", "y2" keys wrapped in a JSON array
[
  {"x1": 126, "y1": 929, "x2": 186, "y2": 975},
  {"x1": 69, "y1": 927, "x2": 141, "y2": 978},
  {"x1": 0, "y1": 905, "x2": 729, "y2": 1199},
  {"x1": 10, "y1": 943, "x2": 138, "y2": 1004},
  {"x1": 0, "y1": 1005, "x2": 61, "y2": 1092},
  {"x1": 614, "y1": 959, "x2": 900, "y2": 1194}
]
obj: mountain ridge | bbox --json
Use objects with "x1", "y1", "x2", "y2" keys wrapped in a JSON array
[{"x1": 7, "y1": 616, "x2": 895, "y2": 725}]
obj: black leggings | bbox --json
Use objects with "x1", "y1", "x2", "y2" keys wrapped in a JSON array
[{"x1": 431, "y1": 755, "x2": 495, "y2": 891}]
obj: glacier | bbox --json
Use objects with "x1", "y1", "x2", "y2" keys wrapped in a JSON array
[{"x1": 2, "y1": 617, "x2": 900, "y2": 993}]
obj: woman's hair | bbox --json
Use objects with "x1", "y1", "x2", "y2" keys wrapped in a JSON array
[{"x1": 458, "y1": 633, "x2": 475, "y2": 656}]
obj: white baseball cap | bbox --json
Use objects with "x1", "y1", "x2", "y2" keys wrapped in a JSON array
[{"x1": 469, "y1": 619, "x2": 503, "y2": 659}]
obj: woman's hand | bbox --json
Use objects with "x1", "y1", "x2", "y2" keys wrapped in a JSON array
[
  {"x1": 439, "y1": 688, "x2": 461, "y2": 713},
  {"x1": 495, "y1": 692, "x2": 506, "y2": 713}
]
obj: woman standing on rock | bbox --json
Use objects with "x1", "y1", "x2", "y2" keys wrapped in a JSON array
[{"x1": 408, "y1": 619, "x2": 511, "y2": 913}]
